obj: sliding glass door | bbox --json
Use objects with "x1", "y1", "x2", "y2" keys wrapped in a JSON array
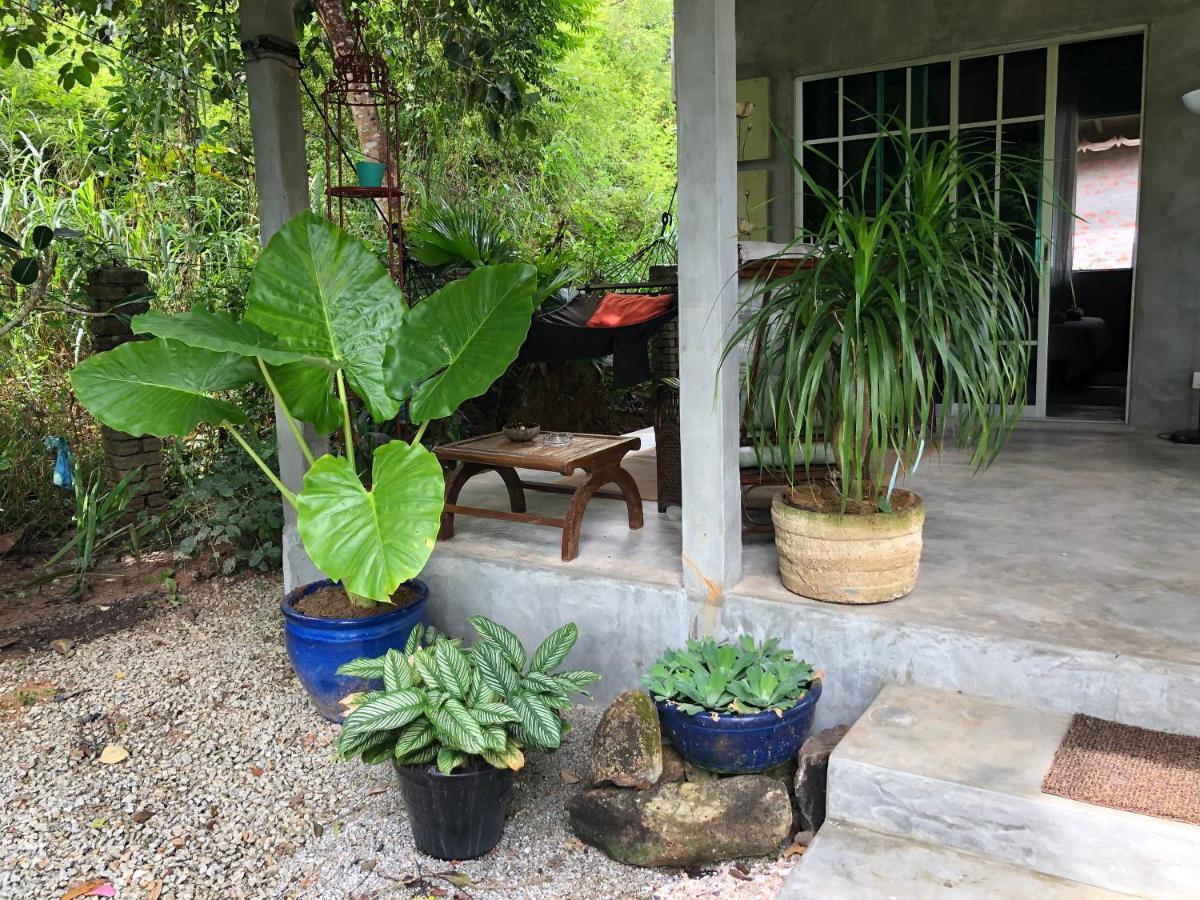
[{"x1": 796, "y1": 48, "x2": 1059, "y2": 415}]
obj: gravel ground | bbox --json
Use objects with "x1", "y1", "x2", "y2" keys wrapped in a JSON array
[{"x1": 0, "y1": 575, "x2": 792, "y2": 899}]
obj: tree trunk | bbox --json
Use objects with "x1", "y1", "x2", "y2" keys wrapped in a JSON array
[{"x1": 313, "y1": 0, "x2": 390, "y2": 173}]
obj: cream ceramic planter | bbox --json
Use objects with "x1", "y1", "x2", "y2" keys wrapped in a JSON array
[{"x1": 770, "y1": 489, "x2": 924, "y2": 604}]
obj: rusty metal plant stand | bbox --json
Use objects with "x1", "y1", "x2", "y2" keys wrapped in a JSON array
[{"x1": 434, "y1": 433, "x2": 644, "y2": 561}]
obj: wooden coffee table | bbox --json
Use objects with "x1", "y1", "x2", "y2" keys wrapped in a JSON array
[{"x1": 434, "y1": 432, "x2": 644, "y2": 561}]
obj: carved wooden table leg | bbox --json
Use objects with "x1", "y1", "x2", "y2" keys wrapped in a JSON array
[
  {"x1": 494, "y1": 465, "x2": 526, "y2": 513},
  {"x1": 440, "y1": 462, "x2": 486, "y2": 540},
  {"x1": 560, "y1": 461, "x2": 644, "y2": 561}
]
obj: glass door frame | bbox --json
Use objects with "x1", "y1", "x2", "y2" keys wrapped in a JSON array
[{"x1": 793, "y1": 26, "x2": 1147, "y2": 420}]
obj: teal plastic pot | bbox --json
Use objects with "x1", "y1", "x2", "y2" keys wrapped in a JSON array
[
  {"x1": 354, "y1": 161, "x2": 386, "y2": 188},
  {"x1": 282, "y1": 578, "x2": 429, "y2": 722}
]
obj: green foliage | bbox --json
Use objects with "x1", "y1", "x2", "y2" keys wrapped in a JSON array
[
  {"x1": 46, "y1": 461, "x2": 146, "y2": 592},
  {"x1": 406, "y1": 199, "x2": 520, "y2": 270},
  {"x1": 70, "y1": 213, "x2": 536, "y2": 602},
  {"x1": 727, "y1": 120, "x2": 1036, "y2": 506},
  {"x1": 642, "y1": 635, "x2": 816, "y2": 717},
  {"x1": 169, "y1": 436, "x2": 283, "y2": 574},
  {"x1": 335, "y1": 619, "x2": 599, "y2": 774}
]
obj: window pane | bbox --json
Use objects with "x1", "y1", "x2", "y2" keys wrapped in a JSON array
[
  {"x1": 802, "y1": 78, "x2": 838, "y2": 140},
  {"x1": 1000, "y1": 122, "x2": 1045, "y2": 326},
  {"x1": 912, "y1": 62, "x2": 950, "y2": 127},
  {"x1": 843, "y1": 69, "x2": 903, "y2": 135},
  {"x1": 1002, "y1": 48, "x2": 1046, "y2": 118},
  {"x1": 959, "y1": 54, "x2": 999, "y2": 123},
  {"x1": 801, "y1": 146, "x2": 838, "y2": 235}
]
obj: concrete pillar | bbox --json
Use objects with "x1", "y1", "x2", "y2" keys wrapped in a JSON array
[
  {"x1": 240, "y1": 0, "x2": 328, "y2": 592},
  {"x1": 86, "y1": 265, "x2": 167, "y2": 520},
  {"x1": 673, "y1": 0, "x2": 742, "y2": 603}
]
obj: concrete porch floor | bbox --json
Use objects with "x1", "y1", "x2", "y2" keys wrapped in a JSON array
[{"x1": 420, "y1": 427, "x2": 1200, "y2": 733}]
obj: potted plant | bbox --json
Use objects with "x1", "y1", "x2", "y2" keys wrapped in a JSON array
[
  {"x1": 69, "y1": 211, "x2": 538, "y2": 719},
  {"x1": 335, "y1": 616, "x2": 598, "y2": 860},
  {"x1": 352, "y1": 151, "x2": 387, "y2": 189},
  {"x1": 643, "y1": 635, "x2": 820, "y2": 774},
  {"x1": 726, "y1": 121, "x2": 1035, "y2": 603}
]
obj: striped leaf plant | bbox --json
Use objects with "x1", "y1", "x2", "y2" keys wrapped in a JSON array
[{"x1": 335, "y1": 618, "x2": 599, "y2": 775}]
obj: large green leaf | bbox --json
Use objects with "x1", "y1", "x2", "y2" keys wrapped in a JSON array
[
  {"x1": 266, "y1": 362, "x2": 341, "y2": 434},
  {"x1": 469, "y1": 616, "x2": 528, "y2": 672},
  {"x1": 245, "y1": 211, "x2": 406, "y2": 422},
  {"x1": 70, "y1": 338, "x2": 256, "y2": 437},
  {"x1": 296, "y1": 440, "x2": 444, "y2": 602},
  {"x1": 529, "y1": 623, "x2": 578, "y2": 674},
  {"x1": 341, "y1": 688, "x2": 424, "y2": 736},
  {"x1": 385, "y1": 263, "x2": 536, "y2": 423},
  {"x1": 131, "y1": 308, "x2": 311, "y2": 367}
]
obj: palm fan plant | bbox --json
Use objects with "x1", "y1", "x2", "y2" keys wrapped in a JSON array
[{"x1": 728, "y1": 119, "x2": 1041, "y2": 603}]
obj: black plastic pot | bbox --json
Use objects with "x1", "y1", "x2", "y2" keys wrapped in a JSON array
[{"x1": 394, "y1": 759, "x2": 514, "y2": 860}]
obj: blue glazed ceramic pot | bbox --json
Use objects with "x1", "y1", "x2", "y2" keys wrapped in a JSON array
[
  {"x1": 282, "y1": 578, "x2": 429, "y2": 722},
  {"x1": 656, "y1": 678, "x2": 823, "y2": 774}
]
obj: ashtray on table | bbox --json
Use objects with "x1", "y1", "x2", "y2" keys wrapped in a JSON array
[{"x1": 541, "y1": 432, "x2": 573, "y2": 446}]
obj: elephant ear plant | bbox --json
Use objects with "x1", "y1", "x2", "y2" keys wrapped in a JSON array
[
  {"x1": 69, "y1": 211, "x2": 537, "y2": 604},
  {"x1": 334, "y1": 617, "x2": 599, "y2": 860}
]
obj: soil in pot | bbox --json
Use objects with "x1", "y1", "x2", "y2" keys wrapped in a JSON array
[
  {"x1": 293, "y1": 582, "x2": 421, "y2": 619},
  {"x1": 780, "y1": 480, "x2": 921, "y2": 516}
]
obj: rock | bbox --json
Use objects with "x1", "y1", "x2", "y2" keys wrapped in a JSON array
[
  {"x1": 658, "y1": 744, "x2": 685, "y2": 783},
  {"x1": 683, "y1": 760, "x2": 718, "y2": 783},
  {"x1": 588, "y1": 690, "x2": 662, "y2": 789},
  {"x1": 794, "y1": 724, "x2": 850, "y2": 832},
  {"x1": 568, "y1": 776, "x2": 793, "y2": 867}
]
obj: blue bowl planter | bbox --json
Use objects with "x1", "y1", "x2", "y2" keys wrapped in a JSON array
[
  {"x1": 656, "y1": 678, "x2": 823, "y2": 774},
  {"x1": 282, "y1": 578, "x2": 429, "y2": 722}
]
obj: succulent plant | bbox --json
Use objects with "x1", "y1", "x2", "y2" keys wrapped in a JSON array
[{"x1": 642, "y1": 635, "x2": 815, "y2": 716}]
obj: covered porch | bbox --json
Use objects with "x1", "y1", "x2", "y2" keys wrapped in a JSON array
[{"x1": 421, "y1": 425, "x2": 1200, "y2": 733}]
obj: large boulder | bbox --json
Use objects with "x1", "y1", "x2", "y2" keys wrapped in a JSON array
[
  {"x1": 588, "y1": 690, "x2": 662, "y2": 789},
  {"x1": 567, "y1": 776, "x2": 793, "y2": 867},
  {"x1": 794, "y1": 724, "x2": 850, "y2": 832}
]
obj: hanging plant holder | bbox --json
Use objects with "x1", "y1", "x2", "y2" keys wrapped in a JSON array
[{"x1": 321, "y1": 18, "x2": 405, "y2": 290}]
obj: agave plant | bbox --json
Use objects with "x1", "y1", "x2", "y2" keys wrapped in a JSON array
[
  {"x1": 725, "y1": 118, "x2": 1038, "y2": 508},
  {"x1": 336, "y1": 617, "x2": 599, "y2": 774},
  {"x1": 70, "y1": 211, "x2": 537, "y2": 604},
  {"x1": 642, "y1": 635, "x2": 815, "y2": 716},
  {"x1": 648, "y1": 633, "x2": 816, "y2": 720}
]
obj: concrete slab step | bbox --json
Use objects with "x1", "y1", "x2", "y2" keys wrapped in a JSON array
[
  {"x1": 829, "y1": 684, "x2": 1200, "y2": 898},
  {"x1": 780, "y1": 821, "x2": 1133, "y2": 899}
]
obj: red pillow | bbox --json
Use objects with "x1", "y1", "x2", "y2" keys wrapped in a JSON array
[{"x1": 586, "y1": 292, "x2": 674, "y2": 328}]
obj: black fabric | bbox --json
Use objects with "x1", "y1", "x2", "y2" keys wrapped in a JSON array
[{"x1": 516, "y1": 312, "x2": 673, "y2": 387}]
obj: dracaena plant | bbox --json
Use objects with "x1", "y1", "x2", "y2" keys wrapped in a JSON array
[
  {"x1": 335, "y1": 617, "x2": 599, "y2": 775},
  {"x1": 642, "y1": 635, "x2": 816, "y2": 717},
  {"x1": 69, "y1": 212, "x2": 537, "y2": 605}
]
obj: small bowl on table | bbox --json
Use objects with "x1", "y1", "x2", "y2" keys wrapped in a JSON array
[{"x1": 503, "y1": 423, "x2": 541, "y2": 442}]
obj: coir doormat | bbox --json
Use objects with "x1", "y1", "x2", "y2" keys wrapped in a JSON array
[{"x1": 1042, "y1": 713, "x2": 1200, "y2": 825}]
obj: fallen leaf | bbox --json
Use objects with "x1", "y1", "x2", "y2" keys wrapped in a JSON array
[
  {"x1": 147, "y1": 879, "x2": 163, "y2": 900},
  {"x1": 172, "y1": 836, "x2": 185, "y2": 849},
  {"x1": 312, "y1": 821, "x2": 324, "y2": 838},
  {"x1": 443, "y1": 873, "x2": 472, "y2": 887},
  {"x1": 60, "y1": 880, "x2": 110, "y2": 900},
  {"x1": 365, "y1": 783, "x2": 389, "y2": 796},
  {"x1": 114, "y1": 671, "x2": 126, "y2": 680},
  {"x1": 131, "y1": 808, "x2": 154, "y2": 824},
  {"x1": 250, "y1": 765, "x2": 264, "y2": 777},
  {"x1": 50, "y1": 638, "x2": 75, "y2": 657},
  {"x1": 98, "y1": 744, "x2": 129, "y2": 765},
  {"x1": 85, "y1": 887, "x2": 115, "y2": 898},
  {"x1": 781, "y1": 841, "x2": 808, "y2": 860},
  {"x1": 359, "y1": 858, "x2": 377, "y2": 872},
  {"x1": 558, "y1": 768, "x2": 580, "y2": 784},
  {"x1": 564, "y1": 836, "x2": 584, "y2": 852},
  {"x1": 88, "y1": 816, "x2": 106, "y2": 829}
]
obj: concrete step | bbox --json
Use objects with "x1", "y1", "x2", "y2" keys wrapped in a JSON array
[
  {"x1": 780, "y1": 821, "x2": 1133, "y2": 899},
  {"x1": 829, "y1": 683, "x2": 1200, "y2": 898}
]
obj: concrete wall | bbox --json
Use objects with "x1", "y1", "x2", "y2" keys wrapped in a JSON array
[{"x1": 734, "y1": 0, "x2": 1200, "y2": 431}]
